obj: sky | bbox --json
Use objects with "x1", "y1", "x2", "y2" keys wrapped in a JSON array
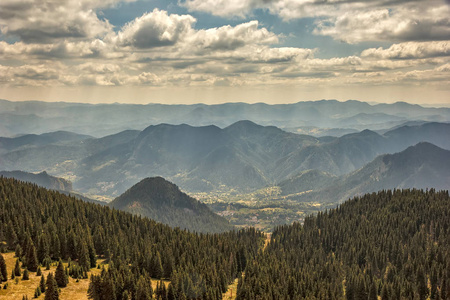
[{"x1": 0, "y1": 0, "x2": 449, "y2": 105}]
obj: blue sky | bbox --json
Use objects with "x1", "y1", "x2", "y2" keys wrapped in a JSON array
[{"x1": 0, "y1": 0, "x2": 449, "y2": 104}]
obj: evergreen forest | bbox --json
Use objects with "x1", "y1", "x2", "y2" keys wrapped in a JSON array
[
  {"x1": 237, "y1": 189, "x2": 450, "y2": 300},
  {"x1": 0, "y1": 177, "x2": 264, "y2": 299},
  {"x1": 1, "y1": 177, "x2": 450, "y2": 299}
]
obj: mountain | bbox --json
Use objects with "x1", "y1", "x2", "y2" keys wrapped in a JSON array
[
  {"x1": 278, "y1": 169, "x2": 336, "y2": 196},
  {"x1": 0, "y1": 170, "x2": 72, "y2": 192},
  {"x1": 0, "y1": 131, "x2": 92, "y2": 153},
  {"x1": 1, "y1": 99, "x2": 449, "y2": 137},
  {"x1": 1, "y1": 121, "x2": 449, "y2": 198},
  {"x1": 109, "y1": 177, "x2": 234, "y2": 233},
  {"x1": 290, "y1": 142, "x2": 450, "y2": 204}
]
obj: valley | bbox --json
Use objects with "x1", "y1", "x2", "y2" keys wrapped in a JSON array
[
  {"x1": 1, "y1": 100, "x2": 449, "y2": 231},
  {"x1": 0, "y1": 99, "x2": 449, "y2": 299}
]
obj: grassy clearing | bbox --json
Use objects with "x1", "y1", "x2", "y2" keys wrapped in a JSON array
[
  {"x1": 0, "y1": 252, "x2": 104, "y2": 300},
  {"x1": 222, "y1": 277, "x2": 239, "y2": 300},
  {"x1": 0, "y1": 252, "x2": 171, "y2": 299}
]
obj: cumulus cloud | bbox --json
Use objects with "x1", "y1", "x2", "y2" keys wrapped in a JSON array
[
  {"x1": 0, "y1": 3, "x2": 448, "y2": 93},
  {"x1": 182, "y1": 0, "x2": 450, "y2": 43},
  {"x1": 314, "y1": 4, "x2": 450, "y2": 43},
  {"x1": 362, "y1": 41, "x2": 450, "y2": 59},
  {"x1": 115, "y1": 9, "x2": 196, "y2": 49},
  {"x1": 186, "y1": 21, "x2": 278, "y2": 53},
  {"x1": 0, "y1": 0, "x2": 118, "y2": 43}
]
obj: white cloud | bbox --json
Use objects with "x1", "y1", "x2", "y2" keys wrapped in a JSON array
[
  {"x1": 0, "y1": 0, "x2": 118, "y2": 43},
  {"x1": 182, "y1": 0, "x2": 450, "y2": 43},
  {"x1": 362, "y1": 41, "x2": 450, "y2": 59},
  {"x1": 0, "y1": 4, "x2": 448, "y2": 93},
  {"x1": 115, "y1": 9, "x2": 196, "y2": 49},
  {"x1": 314, "y1": 4, "x2": 450, "y2": 43},
  {"x1": 186, "y1": 21, "x2": 278, "y2": 53}
]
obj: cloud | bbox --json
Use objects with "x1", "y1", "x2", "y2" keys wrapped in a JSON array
[
  {"x1": 0, "y1": 0, "x2": 117, "y2": 43},
  {"x1": 361, "y1": 41, "x2": 450, "y2": 59},
  {"x1": 0, "y1": 4, "x2": 448, "y2": 93},
  {"x1": 186, "y1": 21, "x2": 278, "y2": 53},
  {"x1": 314, "y1": 4, "x2": 450, "y2": 43},
  {"x1": 115, "y1": 9, "x2": 196, "y2": 49},
  {"x1": 0, "y1": 40, "x2": 113, "y2": 60},
  {"x1": 182, "y1": 0, "x2": 450, "y2": 43}
]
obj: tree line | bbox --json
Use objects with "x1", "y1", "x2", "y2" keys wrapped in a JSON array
[
  {"x1": 0, "y1": 177, "x2": 265, "y2": 299},
  {"x1": 236, "y1": 189, "x2": 450, "y2": 299}
]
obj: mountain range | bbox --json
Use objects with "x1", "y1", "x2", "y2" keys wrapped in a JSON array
[
  {"x1": 1, "y1": 99, "x2": 449, "y2": 137},
  {"x1": 283, "y1": 142, "x2": 450, "y2": 205},
  {"x1": 0, "y1": 120, "x2": 449, "y2": 198}
]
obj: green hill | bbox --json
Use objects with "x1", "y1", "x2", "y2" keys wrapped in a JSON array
[{"x1": 110, "y1": 177, "x2": 234, "y2": 233}]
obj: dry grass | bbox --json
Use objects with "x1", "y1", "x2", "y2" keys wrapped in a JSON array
[
  {"x1": 263, "y1": 233, "x2": 271, "y2": 251},
  {"x1": 222, "y1": 277, "x2": 239, "y2": 300},
  {"x1": 0, "y1": 252, "x2": 104, "y2": 300}
]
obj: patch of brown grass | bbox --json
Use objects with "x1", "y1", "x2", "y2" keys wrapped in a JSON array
[
  {"x1": 0, "y1": 252, "x2": 105, "y2": 300},
  {"x1": 222, "y1": 277, "x2": 239, "y2": 300}
]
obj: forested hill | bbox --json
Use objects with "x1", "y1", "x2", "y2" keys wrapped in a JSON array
[
  {"x1": 0, "y1": 177, "x2": 264, "y2": 299},
  {"x1": 237, "y1": 189, "x2": 450, "y2": 299},
  {"x1": 110, "y1": 177, "x2": 233, "y2": 233},
  {"x1": 0, "y1": 170, "x2": 72, "y2": 192}
]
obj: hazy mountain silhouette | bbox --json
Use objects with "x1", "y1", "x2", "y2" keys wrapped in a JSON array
[
  {"x1": 288, "y1": 143, "x2": 450, "y2": 204},
  {"x1": 1, "y1": 99, "x2": 448, "y2": 137}
]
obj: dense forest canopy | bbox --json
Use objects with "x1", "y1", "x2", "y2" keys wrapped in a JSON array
[
  {"x1": 0, "y1": 177, "x2": 264, "y2": 299},
  {"x1": 237, "y1": 189, "x2": 450, "y2": 300}
]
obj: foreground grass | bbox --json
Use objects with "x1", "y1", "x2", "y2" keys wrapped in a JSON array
[
  {"x1": 0, "y1": 252, "x2": 171, "y2": 299},
  {"x1": 0, "y1": 252, "x2": 104, "y2": 300}
]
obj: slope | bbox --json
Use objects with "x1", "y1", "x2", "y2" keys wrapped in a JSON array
[
  {"x1": 109, "y1": 177, "x2": 234, "y2": 233},
  {"x1": 293, "y1": 142, "x2": 450, "y2": 204},
  {"x1": 0, "y1": 170, "x2": 72, "y2": 192}
]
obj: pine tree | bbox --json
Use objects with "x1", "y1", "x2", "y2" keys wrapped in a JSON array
[
  {"x1": 37, "y1": 233, "x2": 49, "y2": 264},
  {"x1": 26, "y1": 241, "x2": 39, "y2": 272},
  {"x1": 87, "y1": 274, "x2": 101, "y2": 300},
  {"x1": 152, "y1": 252, "x2": 163, "y2": 279},
  {"x1": 22, "y1": 269, "x2": 30, "y2": 280},
  {"x1": 136, "y1": 276, "x2": 152, "y2": 300},
  {"x1": 381, "y1": 284, "x2": 389, "y2": 300},
  {"x1": 167, "y1": 283, "x2": 176, "y2": 300},
  {"x1": 55, "y1": 259, "x2": 68, "y2": 288},
  {"x1": 40, "y1": 274, "x2": 46, "y2": 293},
  {"x1": 36, "y1": 267, "x2": 42, "y2": 276},
  {"x1": 417, "y1": 267, "x2": 429, "y2": 300},
  {"x1": 0, "y1": 253, "x2": 7, "y2": 282},
  {"x1": 45, "y1": 273, "x2": 59, "y2": 300},
  {"x1": 122, "y1": 290, "x2": 130, "y2": 300},
  {"x1": 78, "y1": 241, "x2": 90, "y2": 271},
  {"x1": 14, "y1": 259, "x2": 21, "y2": 276},
  {"x1": 15, "y1": 244, "x2": 23, "y2": 259},
  {"x1": 35, "y1": 286, "x2": 42, "y2": 298},
  {"x1": 368, "y1": 281, "x2": 377, "y2": 300}
]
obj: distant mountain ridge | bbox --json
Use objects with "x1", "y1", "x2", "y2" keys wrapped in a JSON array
[
  {"x1": 287, "y1": 142, "x2": 450, "y2": 204},
  {"x1": 0, "y1": 99, "x2": 448, "y2": 137},
  {"x1": 110, "y1": 177, "x2": 233, "y2": 233},
  {"x1": 0, "y1": 121, "x2": 449, "y2": 197}
]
